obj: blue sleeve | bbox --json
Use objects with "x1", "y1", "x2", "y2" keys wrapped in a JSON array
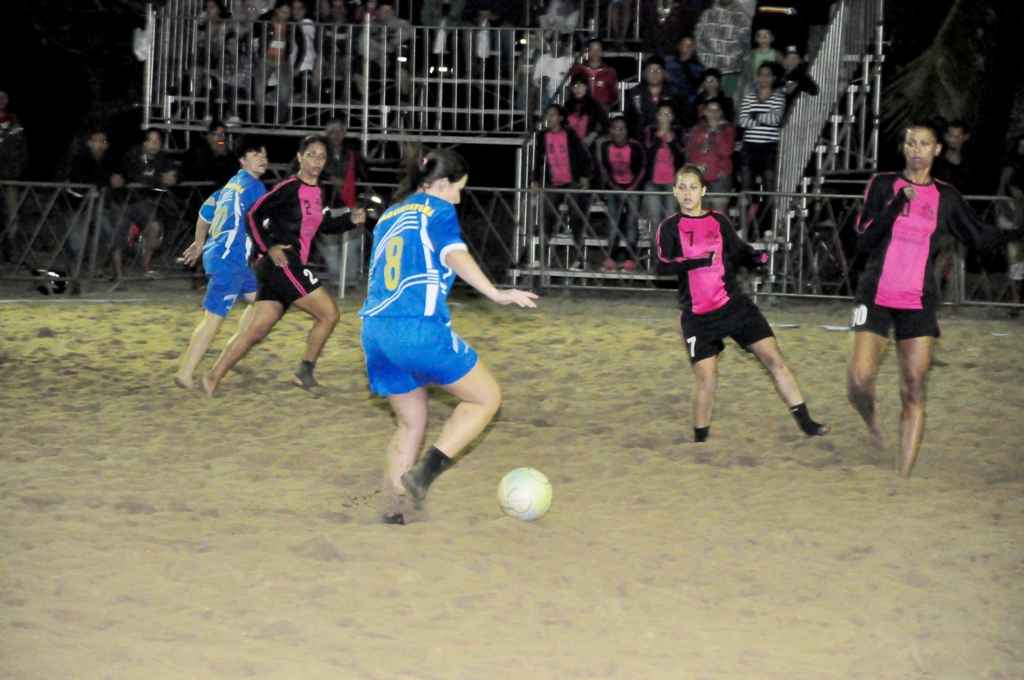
[
  {"x1": 431, "y1": 202, "x2": 466, "y2": 262},
  {"x1": 198, "y1": 190, "x2": 220, "y2": 223}
]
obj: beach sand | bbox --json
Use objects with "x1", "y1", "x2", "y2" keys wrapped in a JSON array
[{"x1": 1, "y1": 287, "x2": 1022, "y2": 679}]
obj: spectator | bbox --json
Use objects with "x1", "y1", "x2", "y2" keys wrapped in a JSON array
[
  {"x1": 686, "y1": 96, "x2": 736, "y2": 212},
  {"x1": 607, "y1": 0, "x2": 634, "y2": 42},
  {"x1": 120, "y1": 127, "x2": 170, "y2": 187},
  {"x1": 194, "y1": 0, "x2": 231, "y2": 119},
  {"x1": 112, "y1": 163, "x2": 183, "y2": 280},
  {"x1": 66, "y1": 129, "x2": 126, "y2": 260},
  {"x1": 319, "y1": 116, "x2": 368, "y2": 283},
  {"x1": 422, "y1": 0, "x2": 466, "y2": 26},
  {"x1": 219, "y1": 32, "x2": 254, "y2": 124},
  {"x1": 570, "y1": 37, "x2": 620, "y2": 112},
  {"x1": 356, "y1": 1, "x2": 413, "y2": 99},
  {"x1": 531, "y1": 103, "x2": 592, "y2": 271},
  {"x1": 531, "y1": 33, "x2": 574, "y2": 111},
  {"x1": 747, "y1": 27, "x2": 782, "y2": 85},
  {"x1": 781, "y1": 45, "x2": 818, "y2": 113},
  {"x1": 538, "y1": 0, "x2": 578, "y2": 35},
  {"x1": 737, "y1": 62, "x2": 785, "y2": 194},
  {"x1": 664, "y1": 35, "x2": 705, "y2": 116},
  {"x1": 291, "y1": 0, "x2": 318, "y2": 102},
  {"x1": 642, "y1": 101, "x2": 687, "y2": 233},
  {"x1": 353, "y1": 0, "x2": 379, "y2": 22},
  {"x1": 183, "y1": 120, "x2": 239, "y2": 186},
  {"x1": 932, "y1": 120, "x2": 974, "y2": 193},
  {"x1": 326, "y1": 0, "x2": 348, "y2": 22},
  {"x1": 694, "y1": 68, "x2": 735, "y2": 122},
  {"x1": 564, "y1": 73, "x2": 609, "y2": 150},
  {"x1": 254, "y1": 0, "x2": 293, "y2": 123},
  {"x1": 694, "y1": 0, "x2": 753, "y2": 98},
  {"x1": 0, "y1": 91, "x2": 27, "y2": 261},
  {"x1": 626, "y1": 56, "x2": 679, "y2": 141},
  {"x1": 596, "y1": 115, "x2": 647, "y2": 271}
]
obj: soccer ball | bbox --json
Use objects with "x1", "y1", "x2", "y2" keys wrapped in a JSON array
[{"x1": 497, "y1": 468, "x2": 552, "y2": 521}]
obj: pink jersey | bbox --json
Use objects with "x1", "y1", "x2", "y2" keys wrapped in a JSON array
[
  {"x1": 608, "y1": 144, "x2": 635, "y2": 186},
  {"x1": 678, "y1": 213, "x2": 729, "y2": 314},
  {"x1": 875, "y1": 179, "x2": 940, "y2": 309},
  {"x1": 545, "y1": 130, "x2": 573, "y2": 187},
  {"x1": 567, "y1": 112, "x2": 590, "y2": 143},
  {"x1": 653, "y1": 145, "x2": 675, "y2": 185}
]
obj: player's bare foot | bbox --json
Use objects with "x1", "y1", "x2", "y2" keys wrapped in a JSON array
[
  {"x1": 201, "y1": 373, "x2": 217, "y2": 398},
  {"x1": 292, "y1": 360, "x2": 319, "y2": 390},
  {"x1": 174, "y1": 375, "x2": 195, "y2": 390},
  {"x1": 868, "y1": 424, "x2": 884, "y2": 449}
]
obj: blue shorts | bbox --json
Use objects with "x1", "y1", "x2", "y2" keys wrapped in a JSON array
[
  {"x1": 202, "y1": 252, "x2": 258, "y2": 318},
  {"x1": 361, "y1": 316, "x2": 479, "y2": 396}
]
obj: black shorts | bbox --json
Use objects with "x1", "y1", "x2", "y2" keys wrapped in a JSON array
[
  {"x1": 680, "y1": 297, "x2": 775, "y2": 364},
  {"x1": 850, "y1": 300, "x2": 940, "y2": 340},
  {"x1": 255, "y1": 254, "x2": 322, "y2": 309}
]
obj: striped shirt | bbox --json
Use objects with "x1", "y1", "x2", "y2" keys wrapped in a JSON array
[{"x1": 738, "y1": 89, "x2": 785, "y2": 144}]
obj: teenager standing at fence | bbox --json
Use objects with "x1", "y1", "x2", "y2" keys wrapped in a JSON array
[
  {"x1": 175, "y1": 137, "x2": 268, "y2": 389},
  {"x1": 202, "y1": 135, "x2": 365, "y2": 396},
  {"x1": 848, "y1": 123, "x2": 1023, "y2": 478},
  {"x1": 656, "y1": 165, "x2": 829, "y2": 443},
  {"x1": 360, "y1": 149, "x2": 538, "y2": 523}
]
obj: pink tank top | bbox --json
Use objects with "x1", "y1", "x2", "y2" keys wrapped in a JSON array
[
  {"x1": 875, "y1": 179, "x2": 940, "y2": 309},
  {"x1": 608, "y1": 144, "x2": 634, "y2": 187},
  {"x1": 545, "y1": 131, "x2": 573, "y2": 187},
  {"x1": 679, "y1": 214, "x2": 729, "y2": 314}
]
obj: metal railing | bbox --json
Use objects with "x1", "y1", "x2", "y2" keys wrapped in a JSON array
[
  {"x1": 4, "y1": 179, "x2": 1019, "y2": 310},
  {"x1": 143, "y1": 9, "x2": 578, "y2": 140}
]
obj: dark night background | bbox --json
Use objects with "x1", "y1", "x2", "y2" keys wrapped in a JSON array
[{"x1": 2, "y1": 0, "x2": 1021, "y2": 191}]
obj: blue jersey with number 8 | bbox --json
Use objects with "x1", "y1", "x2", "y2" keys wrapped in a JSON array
[{"x1": 360, "y1": 192, "x2": 467, "y2": 320}]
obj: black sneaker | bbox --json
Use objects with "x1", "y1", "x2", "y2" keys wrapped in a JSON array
[{"x1": 381, "y1": 512, "x2": 405, "y2": 525}]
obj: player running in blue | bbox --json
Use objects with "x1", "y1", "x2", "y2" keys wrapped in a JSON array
[
  {"x1": 360, "y1": 149, "x2": 538, "y2": 523},
  {"x1": 175, "y1": 137, "x2": 268, "y2": 389}
]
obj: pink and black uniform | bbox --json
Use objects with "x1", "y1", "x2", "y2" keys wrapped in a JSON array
[
  {"x1": 853, "y1": 173, "x2": 1020, "y2": 339},
  {"x1": 656, "y1": 211, "x2": 772, "y2": 363},
  {"x1": 247, "y1": 176, "x2": 360, "y2": 308}
]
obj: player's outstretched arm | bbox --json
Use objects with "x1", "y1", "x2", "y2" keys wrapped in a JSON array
[{"x1": 445, "y1": 250, "x2": 538, "y2": 308}]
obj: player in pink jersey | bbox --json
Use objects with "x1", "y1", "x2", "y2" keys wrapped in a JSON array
[
  {"x1": 656, "y1": 165, "x2": 829, "y2": 442},
  {"x1": 848, "y1": 122, "x2": 1023, "y2": 477}
]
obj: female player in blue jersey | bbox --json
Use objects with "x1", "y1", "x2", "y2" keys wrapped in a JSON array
[
  {"x1": 360, "y1": 149, "x2": 538, "y2": 523},
  {"x1": 174, "y1": 137, "x2": 268, "y2": 389}
]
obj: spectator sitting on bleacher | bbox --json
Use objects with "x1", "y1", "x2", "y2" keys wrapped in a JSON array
[
  {"x1": 354, "y1": 0, "x2": 379, "y2": 22},
  {"x1": 531, "y1": 103, "x2": 593, "y2": 271},
  {"x1": 626, "y1": 56, "x2": 680, "y2": 141},
  {"x1": 694, "y1": 0, "x2": 753, "y2": 98},
  {"x1": 694, "y1": 68, "x2": 735, "y2": 122},
  {"x1": 564, "y1": 73, "x2": 609, "y2": 150},
  {"x1": 183, "y1": 119, "x2": 239, "y2": 187},
  {"x1": 642, "y1": 101, "x2": 687, "y2": 234},
  {"x1": 538, "y1": 0, "x2": 578, "y2": 35},
  {"x1": 664, "y1": 35, "x2": 705, "y2": 121},
  {"x1": 113, "y1": 163, "x2": 183, "y2": 281},
  {"x1": 781, "y1": 45, "x2": 819, "y2": 114},
  {"x1": 570, "y1": 37, "x2": 620, "y2": 113},
  {"x1": 738, "y1": 62, "x2": 785, "y2": 197},
  {"x1": 66, "y1": 129, "x2": 125, "y2": 257},
  {"x1": 596, "y1": 115, "x2": 647, "y2": 272},
  {"x1": 686, "y1": 96, "x2": 736, "y2": 213},
  {"x1": 120, "y1": 127, "x2": 171, "y2": 188},
  {"x1": 254, "y1": 1, "x2": 293, "y2": 123},
  {"x1": 607, "y1": 0, "x2": 633, "y2": 43}
]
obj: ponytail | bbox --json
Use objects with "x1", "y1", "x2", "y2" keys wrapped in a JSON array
[{"x1": 396, "y1": 148, "x2": 469, "y2": 200}]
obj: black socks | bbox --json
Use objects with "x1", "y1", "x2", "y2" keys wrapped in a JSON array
[
  {"x1": 694, "y1": 426, "x2": 710, "y2": 443},
  {"x1": 790, "y1": 402, "x2": 828, "y2": 436},
  {"x1": 401, "y1": 446, "x2": 455, "y2": 503}
]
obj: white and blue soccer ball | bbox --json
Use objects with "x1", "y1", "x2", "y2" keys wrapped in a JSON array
[{"x1": 497, "y1": 467, "x2": 552, "y2": 521}]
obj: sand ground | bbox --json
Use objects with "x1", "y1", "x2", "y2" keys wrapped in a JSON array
[{"x1": 1, "y1": 286, "x2": 1022, "y2": 679}]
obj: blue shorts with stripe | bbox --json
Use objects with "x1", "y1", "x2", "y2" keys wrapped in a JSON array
[
  {"x1": 361, "y1": 316, "x2": 479, "y2": 396},
  {"x1": 202, "y1": 251, "x2": 258, "y2": 317}
]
